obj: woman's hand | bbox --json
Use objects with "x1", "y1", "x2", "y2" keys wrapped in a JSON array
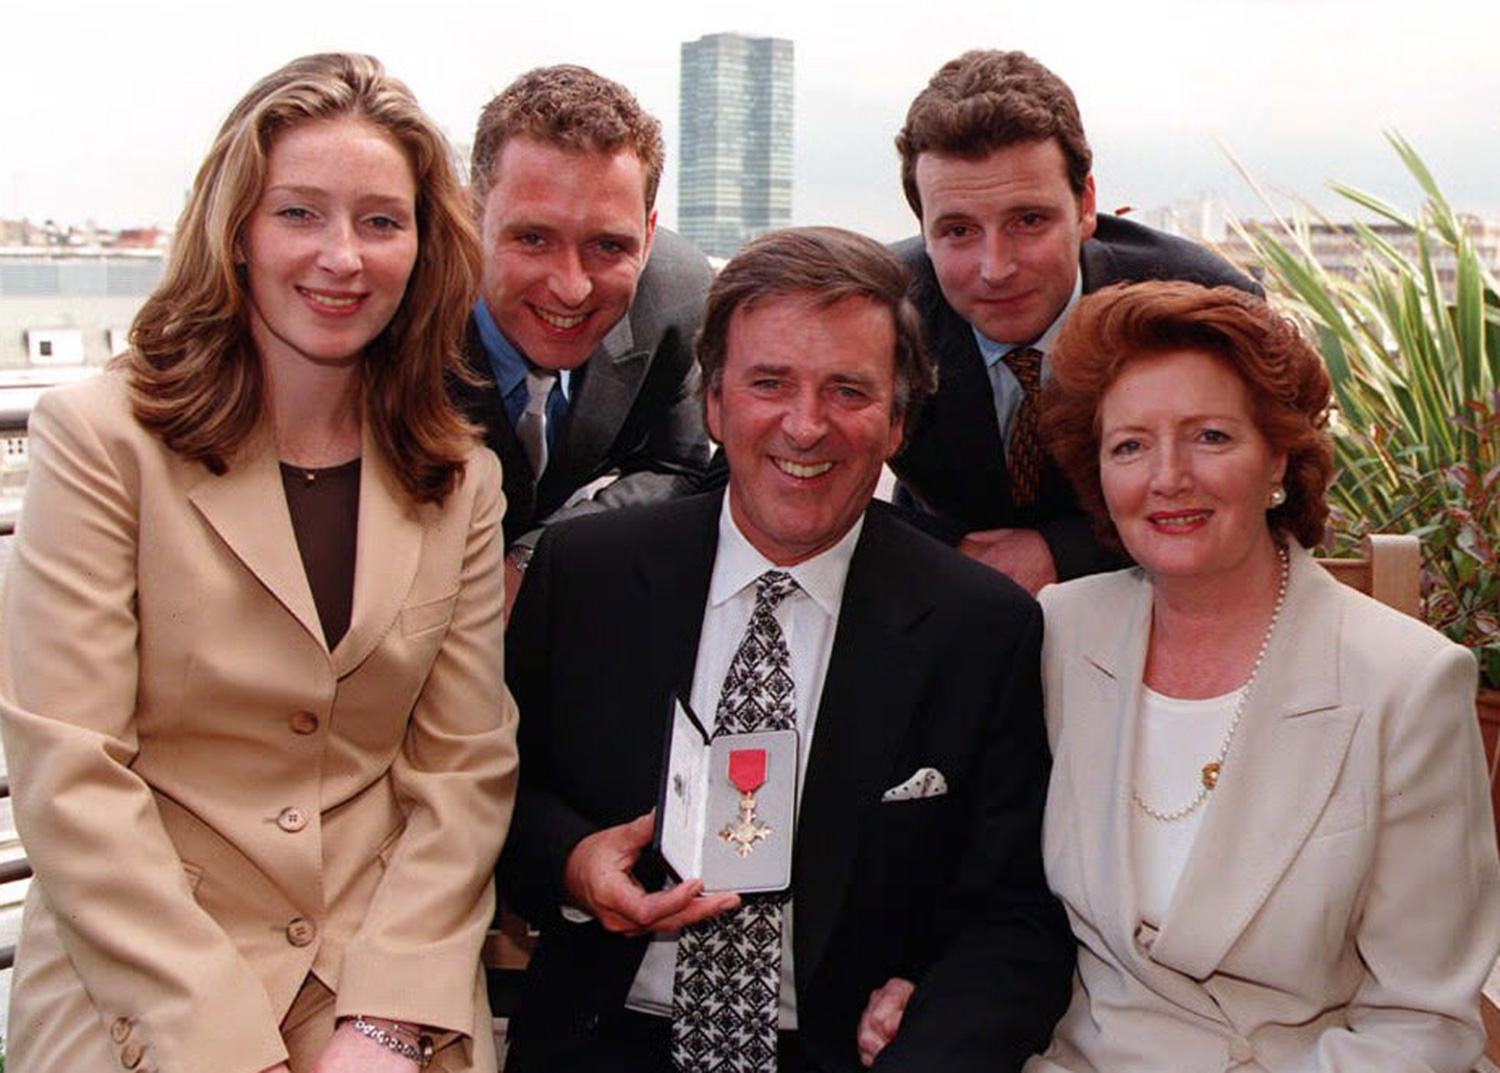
[
  {"x1": 307, "y1": 1020, "x2": 422, "y2": 1073},
  {"x1": 856, "y1": 976, "x2": 915, "y2": 1067}
]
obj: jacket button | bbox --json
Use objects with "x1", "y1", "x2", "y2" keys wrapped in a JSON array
[
  {"x1": 289, "y1": 710, "x2": 319, "y2": 735},
  {"x1": 277, "y1": 807, "x2": 309, "y2": 833},
  {"x1": 110, "y1": 1017, "x2": 132, "y2": 1043},
  {"x1": 286, "y1": 917, "x2": 317, "y2": 947},
  {"x1": 1228, "y1": 1036, "x2": 1254, "y2": 1062},
  {"x1": 120, "y1": 1040, "x2": 145, "y2": 1068}
]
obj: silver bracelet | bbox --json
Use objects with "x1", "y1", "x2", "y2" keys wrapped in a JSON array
[{"x1": 350, "y1": 1016, "x2": 435, "y2": 1067}]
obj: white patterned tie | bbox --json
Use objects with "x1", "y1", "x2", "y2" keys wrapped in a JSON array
[
  {"x1": 671, "y1": 570, "x2": 798, "y2": 1073},
  {"x1": 517, "y1": 368, "x2": 556, "y2": 479}
]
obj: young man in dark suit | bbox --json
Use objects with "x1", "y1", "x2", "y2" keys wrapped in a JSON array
[
  {"x1": 890, "y1": 50, "x2": 1261, "y2": 593},
  {"x1": 453, "y1": 65, "x2": 714, "y2": 617},
  {"x1": 500, "y1": 228, "x2": 1072, "y2": 1073}
]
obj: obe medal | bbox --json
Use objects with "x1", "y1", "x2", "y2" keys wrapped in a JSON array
[{"x1": 718, "y1": 748, "x2": 772, "y2": 857}]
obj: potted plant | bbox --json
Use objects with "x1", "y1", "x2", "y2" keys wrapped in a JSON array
[{"x1": 1229, "y1": 134, "x2": 1500, "y2": 714}]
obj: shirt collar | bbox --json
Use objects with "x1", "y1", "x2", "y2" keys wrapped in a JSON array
[
  {"x1": 974, "y1": 271, "x2": 1084, "y2": 368},
  {"x1": 473, "y1": 298, "x2": 572, "y2": 400},
  {"x1": 473, "y1": 298, "x2": 528, "y2": 398},
  {"x1": 710, "y1": 495, "x2": 863, "y2": 618}
]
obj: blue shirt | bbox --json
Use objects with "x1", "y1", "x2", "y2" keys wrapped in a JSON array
[
  {"x1": 974, "y1": 274, "x2": 1082, "y2": 460},
  {"x1": 473, "y1": 299, "x2": 571, "y2": 450}
]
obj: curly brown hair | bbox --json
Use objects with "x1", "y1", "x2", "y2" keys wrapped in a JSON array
[
  {"x1": 125, "y1": 52, "x2": 482, "y2": 504},
  {"x1": 896, "y1": 50, "x2": 1091, "y2": 220},
  {"x1": 1042, "y1": 281, "x2": 1334, "y2": 550},
  {"x1": 469, "y1": 64, "x2": 663, "y2": 217}
]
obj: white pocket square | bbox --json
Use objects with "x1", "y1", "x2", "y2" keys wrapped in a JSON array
[{"x1": 881, "y1": 767, "x2": 948, "y2": 802}]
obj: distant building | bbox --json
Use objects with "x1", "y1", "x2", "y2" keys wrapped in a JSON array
[
  {"x1": 678, "y1": 32, "x2": 794, "y2": 259},
  {"x1": 0, "y1": 247, "x2": 164, "y2": 370},
  {"x1": 1215, "y1": 214, "x2": 1500, "y2": 298},
  {"x1": 1134, "y1": 199, "x2": 1500, "y2": 300},
  {"x1": 1135, "y1": 195, "x2": 1230, "y2": 244},
  {"x1": 0, "y1": 240, "x2": 163, "y2": 527}
]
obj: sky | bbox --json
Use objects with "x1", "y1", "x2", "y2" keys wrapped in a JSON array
[{"x1": 5, "y1": 0, "x2": 1497, "y2": 242}]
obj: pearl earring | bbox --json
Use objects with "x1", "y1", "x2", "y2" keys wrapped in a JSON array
[{"x1": 1268, "y1": 485, "x2": 1287, "y2": 509}]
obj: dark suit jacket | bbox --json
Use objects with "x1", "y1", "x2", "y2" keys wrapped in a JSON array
[
  {"x1": 453, "y1": 227, "x2": 714, "y2": 550},
  {"x1": 498, "y1": 493, "x2": 1073, "y2": 1073},
  {"x1": 889, "y1": 215, "x2": 1262, "y2": 581}
]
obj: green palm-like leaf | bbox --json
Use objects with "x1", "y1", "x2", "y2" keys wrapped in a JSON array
[{"x1": 1228, "y1": 137, "x2": 1500, "y2": 686}]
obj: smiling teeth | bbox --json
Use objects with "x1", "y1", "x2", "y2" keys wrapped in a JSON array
[
  {"x1": 304, "y1": 291, "x2": 359, "y2": 309},
  {"x1": 535, "y1": 308, "x2": 587, "y2": 329},
  {"x1": 1154, "y1": 511, "x2": 1211, "y2": 526},
  {"x1": 775, "y1": 459, "x2": 832, "y2": 478}
]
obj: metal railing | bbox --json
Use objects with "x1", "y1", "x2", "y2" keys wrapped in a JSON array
[{"x1": 0, "y1": 776, "x2": 29, "y2": 970}]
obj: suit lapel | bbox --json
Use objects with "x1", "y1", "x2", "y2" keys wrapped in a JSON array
[
  {"x1": 921, "y1": 302, "x2": 1011, "y2": 511},
  {"x1": 542, "y1": 316, "x2": 648, "y2": 509},
  {"x1": 187, "y1": 423, "x2": 324, "y2": 647},
  {"x1": 642, "y1": 492, "x2": 722, "y2": 697},
  {"x1": 456, "y1": 322, "x2": 537, "y2": 535},
  {"x1": 1151, "y1": 549, "x2": 1360, "y2": 979},
  {"x1": 890, "y1": 263, "x2": 1012, "y2": 524},
  {"x1": 792, "y1": 509, "x2": 936, "y2": 995},
  {"x1": 331, "y1": 423, "x2": 423, "y2": 678},
  {"x1": 1061, "y1": 573, "x2": 1153, "y2": 961}
]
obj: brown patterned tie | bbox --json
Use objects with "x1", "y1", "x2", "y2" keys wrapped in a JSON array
[{"x1": 1004, "y1": 346, "x2": 1043, "y2": 508}]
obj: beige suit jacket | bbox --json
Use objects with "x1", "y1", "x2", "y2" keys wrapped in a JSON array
[
  {"x1": 1029, "y1": 547, "x2": 1500, "y2": 1073},
  {"x1": 0, "y1": 372, "x2": 518, "y2": 1073}
]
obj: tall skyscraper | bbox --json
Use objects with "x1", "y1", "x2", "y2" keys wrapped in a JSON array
[{"x1": 678, "y1": 32, "x2": 793, "y2": 259}]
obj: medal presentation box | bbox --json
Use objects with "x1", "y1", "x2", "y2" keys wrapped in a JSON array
[{"x1": 653, "y1": 697, "x2": 796, "y2": 893}]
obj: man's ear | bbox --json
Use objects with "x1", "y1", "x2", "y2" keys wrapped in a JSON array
[
  {"x1": 885, "y1": 409, "x2": 905, "y2": 462},
  {"x1": 642, "y1": 208, "x2": 658, "y2": 264},
  {"x1": 1078, "y1": 174, "x2": 1098, "y2": 243},
  {"x1": 705, "y1": 383, "x2": 722, "y2": 445}
]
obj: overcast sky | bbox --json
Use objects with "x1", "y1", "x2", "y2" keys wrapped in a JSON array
[{"x1": 5, "y1": 0, "x2": 1496, "y2": 241}]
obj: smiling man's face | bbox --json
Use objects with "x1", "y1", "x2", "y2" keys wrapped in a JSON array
[
  {"x1": 478, "y1": 136, "x2": 656, "y2": 369},
  {"x1": 707, "y1": 293, "x2": 904, "y2": 566}
]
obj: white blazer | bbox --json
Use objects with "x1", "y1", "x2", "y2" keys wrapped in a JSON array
[{"x1": 1028, "y1": 546, "x2": 1500, "y2": 1073}]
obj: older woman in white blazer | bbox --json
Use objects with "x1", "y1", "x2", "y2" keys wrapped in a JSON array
[
  {"x1": 1031, "y1": 281, "x2": 1500, "y2": 1073},
  {"x1": 857, "y1": 282, "x2": 1499, "y2": 1073}
]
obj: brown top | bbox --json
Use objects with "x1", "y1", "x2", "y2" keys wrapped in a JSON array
[{"x1": 280, "y1": 458, "x2": 360, "y2": 650}]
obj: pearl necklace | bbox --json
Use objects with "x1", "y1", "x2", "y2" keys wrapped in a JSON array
[{"x1": 1132, "y1": 543, "x2": 1290, "y2": 823}]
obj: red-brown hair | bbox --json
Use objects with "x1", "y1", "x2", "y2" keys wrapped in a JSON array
[{"x1": 1042, "y1": 281, "x2": 1334, "y2": 550}]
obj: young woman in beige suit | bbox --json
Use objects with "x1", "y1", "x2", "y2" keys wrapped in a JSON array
[
  {"x1": 857, "y1": 282, "x2": 1499, "y2": 1072},
  {"x1": 0, "y1": 54, "x2": 517, "y2": 1073}
]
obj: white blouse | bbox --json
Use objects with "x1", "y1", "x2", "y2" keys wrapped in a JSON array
[{"x1": 1131, "y1": 685, "x2": 1240, "y2": 924}]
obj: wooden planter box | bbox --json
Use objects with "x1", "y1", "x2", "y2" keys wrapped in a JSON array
[{"x1": 1481, "y1": 689, "x2": 1500, "y2": 857}]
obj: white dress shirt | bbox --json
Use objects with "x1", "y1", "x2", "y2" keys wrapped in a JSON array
[{"x1": 625, "y1": 498, "x2": 864, "y2": 1028}]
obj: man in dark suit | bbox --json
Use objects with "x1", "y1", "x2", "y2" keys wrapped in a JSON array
[
  {"x1": 453, "y1": 65, "x2": 714, "y2": 614},
  {"x1": 500, "y1": 228, "x2": 1073, "y2": 1073},
  {"x1": 889, "y1": 50, "x2": 1260, "y2": 592}
]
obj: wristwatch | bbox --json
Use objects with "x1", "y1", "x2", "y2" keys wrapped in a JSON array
[
  {"x1": 349, "y1": 1016, "x2": 435, "y2": 1067},
  {"x1": 507, "y1": 543, "x2": 535, "y2": 575}
]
